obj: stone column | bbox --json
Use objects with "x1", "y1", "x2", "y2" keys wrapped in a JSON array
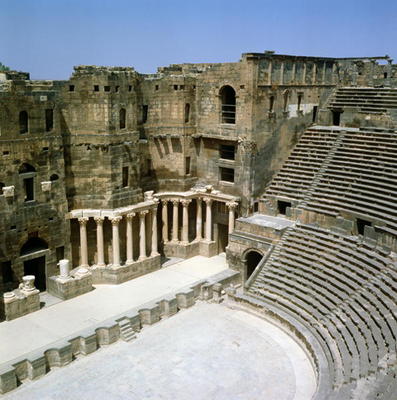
[
  {"x1": 78, "y1": 217, "x2": 89, "y2": 267},
  {"x1": 161, "y1": 200, "x2": 169, "y2": 243},
  {"x1": 268, "y1": 60, "x2": 272, "y2": 85},
  {"x1": 94, "y1": 216, "x2": 105, "y2": 267},
  {"x1": 226, "y1": 201, "x2": 238, "y2": 234},
  {"x1": 195, "y1": 198, "x2": 203, "y2": 241},
  {"x1": 302, "y1": 62, "x2": 307, "y2": 84},
  {"x1": 280, "y1": 61, "x2": 284, "y2": 85},
  {"x1": 126, "y1": 213, "x2": 135, "y2": 264},
  {"x1": 171, "y1": 199, "x2": 179, "y2": 242},
  {"x1": 322, "y1": 61, "x2": 326, "y2": 84},
  {"x1": 292, "y1": 62, "x2": 296, "y2": 83},
  {"x1": 204, "y1": 197, "x2": 213, "y2": 242},
  {"x1": 151, "y1": 204, "x2": 160, "y2": 257},
  {"x1": 312, "y1": 63, "x2": 317, "y2": 84},
  {"x1": 181, "y1": 199, "x2": 191, "y2": 244},
  {"x1": 139, "y1": 210, "x2": 149, "y2": 260},
  {"x1": 110, "y1": 216, "x2": 122, "y2": 267}
]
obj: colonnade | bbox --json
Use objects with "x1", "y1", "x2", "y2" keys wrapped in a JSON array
[
  {"x1": 77, "y1": 205, "x2": 159, "y2": 268},
  {"x1": 161, "y1": 197, "x2": 238, "y2": 245},
  {"x1": 76, "y1": 197, "x2": 238, "y2": 268}
]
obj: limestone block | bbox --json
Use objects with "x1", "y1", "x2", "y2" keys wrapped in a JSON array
[
  {"x1": 2, "y1": 185, "x2": 14, "y2": 198},
  {"x1": 139, "y1": 305, "x2": 160, "y2": 325},
  {"x1": 78, "y1": 333, "x2": 98, "y2": 356},
  {"x1": 27, "y1": 354, "x2": 46, "y2": 380},
  {"x1": 41, "y1": 181, "x2": 52, "y2": 192},
  {"x1": 200, "y1": 283, "x2": 214, "y2": 301},
  {"x1": 212, "y1": 283, "x2": 223, "y2": 304},
  {"x1": 45, "y1": 343, "x2": 73, "y2": 368},
  {"x1": 158, "y1": 297, "x2": 178, "y2": 318},
  {"x1": 95, "y1": 324, "x2": 120, "y2": 346},
  {"x1": 0, "y1": 366, "x2": 17, "y2": 394},
  {"x1": 176, "y1": 290, "x2": 195, "y2": 309},
  {"x1": 48, "y1": 270, "x2": 92, "y2": 300}
]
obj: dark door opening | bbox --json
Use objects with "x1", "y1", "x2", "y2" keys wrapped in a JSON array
[
  {"x1": 277, "y1": 200, "x2": 291, "y2": 215},
  {"x1": 246, "y1": 251, "x2": 263, "y2": 281},
  {"x1": 357, "y1": 218, "x2": 372, "y2": 235},
  {"x1": 332, "y1": 110, "x2": 342, "y2": 126},
  {"x1": 312, "y1": 106, "x2": 318, "y2": 123},
  {"x1": 217, "y1": 224, "x2": 228, "y2": 253},
  {"x1": 24, "y1": 256, "x2": 46, "y2": 291}
]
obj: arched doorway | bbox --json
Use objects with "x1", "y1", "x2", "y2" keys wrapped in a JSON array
[
  {"x1": 245, "y1": 250, "x2": 263, "y2": 281},
  {"x1": 219, "y1": 85, "x2": 236, "y2": 124},
  {"x1": 20, "y1": 237, "x2": 48, "y2": 291}
]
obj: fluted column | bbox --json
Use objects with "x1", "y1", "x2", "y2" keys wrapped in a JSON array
[
  {"x1": 94, "y1": 216, "x2": 105, "y2": 267},
  {"x1": 110, "y1": 216, "x2": 122, "y2": 267},
  {"x1": 226, "y1": 201, "x2": 238, "y2": 234},
  {"x1": 151, "y1": 204, "x2": 159, "y2": 257},
  {"x1": 181, "y1": 199, "x2": 191, "y2": 244},
  {"x1": 195, "y1": 198, "x2": 203, "y2": 241},
  {"x1": 126, "y1": 213, "x2": 135, "y2": 264},
  {"x1": 171, "y1": 199, "x2": 179, "y2": 242},
  {"x1": 78, "y1": 217, "x2": 89, "y2": 267},
  {"x1": 161, "y1": 200, "x2": 169, "y2": 243},
  {"x1": 139, "y1": 210, "x2": 149, "y2": 260},
  {"x1": 204, "y1": 197, "x2": 213, "y2": 242}
]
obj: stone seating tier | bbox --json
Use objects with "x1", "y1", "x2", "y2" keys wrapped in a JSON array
[{"x1": 247, "y1": 223, "x2": 397, "y2": 394}]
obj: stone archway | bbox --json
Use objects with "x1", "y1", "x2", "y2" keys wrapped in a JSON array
[{"x1": 245, "y1": 250, "x2": 263, "y2": 281}]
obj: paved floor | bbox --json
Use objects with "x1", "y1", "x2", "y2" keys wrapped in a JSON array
[
  {"x1": 4, "y1": 303, "x2": 316, "y2": 400},
  {"x1": 0, "y1": 254, "x2": 228, "y2": 364}
]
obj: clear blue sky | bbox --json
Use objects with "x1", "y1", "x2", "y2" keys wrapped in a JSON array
[{"x1": 1, "y1": 0, "x2": 396, "y2": 79}]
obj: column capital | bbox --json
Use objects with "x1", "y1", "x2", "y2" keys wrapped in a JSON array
[
  {"x1": 110, "y1": 216, "x2": 122, "y2": 225},
  {"x1": 180, "y1": 199, "x2": 191, "y2": 207},
  {"x1": 78, "y1": 217, "x2": 89, "y2": 226},
  {"x1": 196, "y1": 197, "x2": 203, "y2": 203},
  {"x1": 139, "y1": 210, "x2": 149, "y2": 217},
  {"x1": 126, "y1": 212, "x2": 136, "y2": 220},
  {"x1": 171, "y1": 199, "x2": 180, "y2": 206},
  {"x1": 161, "y1": 198, "x2": 169, "y2": 205},
  {"x1": 226, "y1": 201, "x2": 238, "y2": 210},
  {"x1": 203, "y1": 197, "x2": 213, "y2": 205},
  {"x1": 94, "y1": 216, "x2": 105, "y2": 224}
]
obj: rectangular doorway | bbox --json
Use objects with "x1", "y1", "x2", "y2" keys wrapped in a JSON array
[
  {"x1": 217, "y1": 224, "x2": 229, "y2": 254},
  {"x1": 24, "y1": 256, "x2": 46, "y2": 291}
]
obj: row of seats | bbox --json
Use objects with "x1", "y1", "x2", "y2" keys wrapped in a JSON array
[
  {"x1": 328, "y1": 88, "x2": 397, "y2": 112},
  {"x1": 303, "y1": 128, "x2": 397, "y2": 232},
  {"x1": 248, "y1": 223, "x2": 397, "y2": 394}
]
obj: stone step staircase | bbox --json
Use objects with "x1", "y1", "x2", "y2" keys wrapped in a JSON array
[{"x1": 118, "y1": 318, "x2": 136, "y2": 342}]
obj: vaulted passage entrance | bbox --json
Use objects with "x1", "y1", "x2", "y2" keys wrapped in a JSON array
[
  {"x1": 20, "y1": 237, "x2": 48, "y2": 291},
  {"x1": 24, "y1": 256, "x2": 46, "y2": 291},
  {"x1": 246, "y1": 250, "x2": 263, "y2": 280}
]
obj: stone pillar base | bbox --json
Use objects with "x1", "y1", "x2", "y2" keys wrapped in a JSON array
[
  {"x1": 199, "y1": 240, "x2": 218, "y2": 257},
  {"x1": 163, "y1": 241, "x2": 200, "y2": 259},
  {"x1": 47, "y1": 270, "x2": 93, "y2": 300},
  {"x1": 90, "y1": 254, "x2": 161, "y2": 285}
]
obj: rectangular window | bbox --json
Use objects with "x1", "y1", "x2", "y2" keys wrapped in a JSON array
[
  {"x1": 185, "y1": 157, "x2": 191, "y2": 175},
  {"x1": 220, "y1": 167, "x2": 235, "y2": 183},
  {"x1": 56, "y1": 246, "x2": 65, "y2": 261},
  {"x1": 173, "y1": 85, "x2": 178, "y2": 90},
  {"x1": 184, "y1": 103, "x2": 190, "y2": 123},
  {"x1": 122, "y1": 166, "x2": 129, "y2": 187},
  {"x1": 219, "y1": 144, "x2": 236, "y2": 160},
  {"x1": 24, "y1": 177, "x2": 34, "y2": 201},
  {"x1": 1, "y1": 261, "x2": 13, "y2": 284},
  {"x1": 45, "y1": 109, "x2": 53, "y2": 132},
  {"x1": 128, "y1": 85, "x2": 132, "y2": 92},
  {"x1": 94, "y1": 85, "x2": 99, "y2": 92},
  {"x1": 115, "y1": 86, "x2": 120, "y2": 92},
  {"x1": 69, "y1": 85, "x2": 75, "y2": 92},
  {"x1": 142, "y1": 105, "x2": 148, "y2": 123},
  {"x1": 155, "y1": 85, "x2": 159, "y2": 91},
  {"x1": 104, "y1": 86, "x2": 111, "y2": 92}
]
